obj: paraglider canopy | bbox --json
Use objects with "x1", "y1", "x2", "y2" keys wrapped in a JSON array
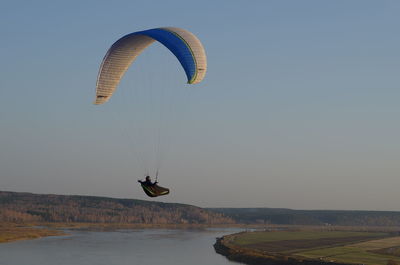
[{"x1": 95, "y1": 27, "x2": 207, "y2": 105}]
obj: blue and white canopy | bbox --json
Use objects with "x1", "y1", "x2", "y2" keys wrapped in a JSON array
[{"x1": 95, "y1": 27, "x2": 207, "y2": 105}]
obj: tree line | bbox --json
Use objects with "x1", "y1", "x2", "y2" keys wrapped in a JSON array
[
  {"x1": 210, "y1": 208, "x2": 400, "y2": 226},
  {"x1": 0, "y1": 191, "x2": 234, "y2": 224}
]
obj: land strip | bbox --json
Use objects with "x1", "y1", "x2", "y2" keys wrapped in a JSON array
[
  {"x1": 214, "y1": 229, "x2": 400, "y2": 265},
  {"x1": 0, "y1": 223, "x2": 66, "y2": 243}
]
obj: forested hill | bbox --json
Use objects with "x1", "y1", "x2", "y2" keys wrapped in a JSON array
[
  {"x1": 3, "y1": 191, "x2": 400, "y2": 226},
  {"x1": 209, "y1": 208, "x2": 400, "y2": 226},
  {"x1": 0, "y1": 191, "x2": 234, "y2": 224}
]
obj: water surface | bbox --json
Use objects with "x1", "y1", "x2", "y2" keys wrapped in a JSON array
[{"x1": 0, "y1": 228, "x2": 242, "y2": 265}]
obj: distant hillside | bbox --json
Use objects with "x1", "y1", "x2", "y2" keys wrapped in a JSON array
[
  {"x1": 0, "y1": 191, "x2": 234, "y2": 225},
  {"x1": 3, "y1": 191, "x2": 399, "y2": 227},
  {"x1": 209, "y1": 208, "x2": 400, "y2": 227}
]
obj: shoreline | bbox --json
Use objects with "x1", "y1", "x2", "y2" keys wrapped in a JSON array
[
  {"x1": 0, "y1": 222, "x2": 250, "y2": 244},
  {"x1": 213, "y1": 232, "x2": 351, "y2": 265},
  {"x1": 0, "y1": 223, "x2": 67, "y2": 243}
]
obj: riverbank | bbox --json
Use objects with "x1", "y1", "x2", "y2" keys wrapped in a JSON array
[
  {"x1": 214, "y1": 233, "x2": 342, "y2": 265},
  {"x1": 213, "y1": 229, "x2": 400, "y2": 265},
  {"x1": 0, "y1": 223, "x2": 66, "y2": 243}
]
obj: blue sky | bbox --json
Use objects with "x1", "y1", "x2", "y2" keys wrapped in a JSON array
[{"x1": 1, "y1": 0, "x2": 400, "y2": 210}]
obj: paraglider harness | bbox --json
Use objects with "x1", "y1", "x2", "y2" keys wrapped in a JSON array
[{"x1": 138, "y1": 173, "x2": 170, "y2": 197}]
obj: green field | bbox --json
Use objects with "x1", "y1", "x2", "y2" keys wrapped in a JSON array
[
  {"x1": 232, "y1": 231, "x2": 385, "y2": 245},
  {"x1": 229, "y1": 230, "x2": 400, "y2": 265},
  {"x1": 297, "y1": 237, "x2": 400, "y2": 265}
]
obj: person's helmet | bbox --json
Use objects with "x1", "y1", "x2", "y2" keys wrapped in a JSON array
[{"x1": 145, "y1": 176, "x2": 150, "y2": 180}]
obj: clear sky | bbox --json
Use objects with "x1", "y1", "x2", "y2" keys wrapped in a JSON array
[{"x1": 1, "y1": 0, "x2": 400, "y2": 210}]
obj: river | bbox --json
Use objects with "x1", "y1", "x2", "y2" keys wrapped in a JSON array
[{"x1": 0, "y1": 228, "x2": 243, "y2": 265}]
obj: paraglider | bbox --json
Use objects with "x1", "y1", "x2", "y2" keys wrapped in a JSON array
[
  {"x1": 95, "y1": 27, "x2": 207, "y2": 197},
  {"x1": 138, "y1": 176, "x2": 170, "y2": 197}
]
